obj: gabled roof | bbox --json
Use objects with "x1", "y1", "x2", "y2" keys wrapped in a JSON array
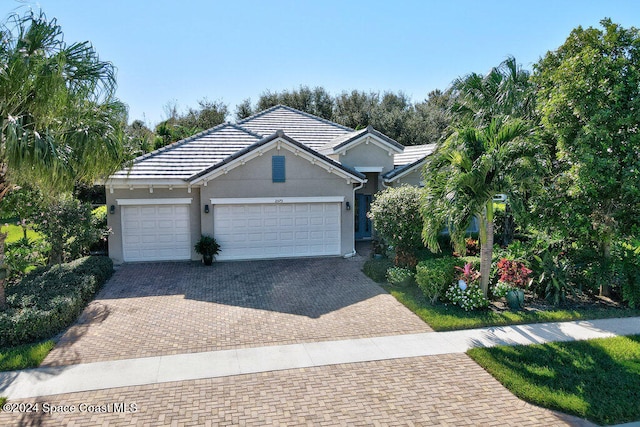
[
  {"x1": 189, "y1": 130, "x2": 366, "y2": 184},
  {"x1": 384, "y1": 143, "x2": 437, "y2": 182},
  {"x1": 110, "y1": 123, "x2": 261, "y2": 180},
  {"x1": 393, "y1": 143, "x2": 437, "y2": 167},
  {"x1": 237, "y1": 105, "x2": 352, "y2": 150},
  {"x1": 320, "y1": 125, "x2": 404, "y2": 154}
]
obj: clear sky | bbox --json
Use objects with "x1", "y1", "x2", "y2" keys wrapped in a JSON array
[{"x1": 3, "y1": 0, "x2": 640, "y2": 127}]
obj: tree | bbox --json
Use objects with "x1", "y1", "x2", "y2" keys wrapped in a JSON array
[
  {"x1": 532, "y1": 19, "x2": 640, "y2": 295},
  {"x1": 451, "y1": 56, "x2": 535, "y2": 126},
  {"x1": 256, "y1": 86, "x2": 334, "y2": 119},
  {"x1": 124, "y1": 119, "x2": 155, "y2": 157},
  {"x1": 0, "y1": 10, "x2": 125, "y2": 309},
  {"x1": 410, "y1": 89, "x2": 454, "y2": 145},
  {"x1": 154, "y1": 99, "x2": 228, "y2": 147},
  {"x1": 421, "y1": 118, "x2": 535, "y2": 296},
  {"x1": 333, "y1": 90, "x2": 379, "y2": 129},
  {"x1": 235, "y1": 98, "x2": 254, "y2": 120},
  {"x1": 368, "y1": 185, "x2": 424, "y2": 267}
]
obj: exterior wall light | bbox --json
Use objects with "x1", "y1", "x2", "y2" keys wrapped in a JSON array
[
  {"x1": 345, "y1": 201, "x2": 351, "y2": 211},
  {"x1": 109, "y1": 205, "x2": 115, "y2": 215},
  {"x1": 204, "y1": 204, "x2": 210, "y2": 214}
]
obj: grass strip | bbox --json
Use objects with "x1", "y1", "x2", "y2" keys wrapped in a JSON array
[
  {"x1": 0, "y1": 340, "x2": 55, "y2": 372},
  {"x1": 467, "y1": 335, "x2": 640, "y2": 425}
]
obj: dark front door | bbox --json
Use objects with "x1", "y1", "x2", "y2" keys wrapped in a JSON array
[{"x1": 355, "y1": 194, "x2": 372, "y2": 240}]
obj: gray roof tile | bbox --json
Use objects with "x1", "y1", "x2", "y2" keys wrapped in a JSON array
[
  {"x1": 111, "y1": 123, "x2": 261, "y2": 180},
  {"x1": 393, "y1": 143, "x2": 437, "y2": 167},
  {"x1": 237, "y1": 105, "x2": 352, "y2": 150}
]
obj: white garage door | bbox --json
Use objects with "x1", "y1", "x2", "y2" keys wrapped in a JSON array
[
  {"x1": 121, "y1": 205, "x2": 191, "y2": 262},
  {"x1": 214, "y1": 202, "x2": 341, "y2": 260}
]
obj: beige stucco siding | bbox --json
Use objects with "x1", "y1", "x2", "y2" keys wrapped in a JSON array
[
  {"x1": 106, "y1": 187, "x2": 201, "y2": 264},
  {"x1": 389, "y1": 168, "x2": 424, "y2": 187},
  {"x1": 200, "y1": 146, "x2": 357, "y2": 257},
  {"x1": 338, "y1": 143, "x2": 395, "y2": 173}
]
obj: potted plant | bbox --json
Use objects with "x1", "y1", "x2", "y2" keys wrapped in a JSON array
[
  {"x1": 194, "y1": 234, "x2": 220, "y2": 266},
  {"x1": 492, "y1": 258, "x2": 532, "y2": 310}
]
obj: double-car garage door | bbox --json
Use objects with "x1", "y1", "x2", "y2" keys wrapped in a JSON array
[
  {"x1": 214, "y1": 202, "x2": 341, "y2": 261},
  {"x1": 120, "y1": 199, "x2": 342, "y2": 262}
]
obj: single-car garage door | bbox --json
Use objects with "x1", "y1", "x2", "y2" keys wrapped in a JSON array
[
  {"x1": 214, "y1": 202, "x2": 341, "y2": 260},
  {"x1": 121, "y1": 204, "x2": 191, "y2": 262}
]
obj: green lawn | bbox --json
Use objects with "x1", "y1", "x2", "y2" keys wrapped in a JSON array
[
  {"x1": 468, "y1": 336, "x2": 640, "y2": 425},
  {"x1": 0, "y1": 341, "x2": 55, "y2": 372},
  {"x1": 0, "y1": 222, "x2": 42, "y2": 244},
  {"x1": 383, "y1": 284, "x2": 640, "y2": 331}
]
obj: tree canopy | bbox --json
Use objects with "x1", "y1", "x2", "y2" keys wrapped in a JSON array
[
  {"x1": 532, "y1": 19, "x2": 640, "y2": 256},
  {"x1": 0, "y1": 10, "x2": 126, "y2": 308}
]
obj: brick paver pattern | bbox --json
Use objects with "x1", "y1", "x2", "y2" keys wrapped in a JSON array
[
  {"x1": 42, "y1": 256, "x2": 432, "y2": 366},
  {"x1": 0, "y1": 354, "x2": 589, "y2": 427}
]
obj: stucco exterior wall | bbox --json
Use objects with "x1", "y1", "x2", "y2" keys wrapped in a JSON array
[
  {"x1": 199, "y1": 146, "x2": 357, "y2": 257},
  {"x1": 338, "y1": 143, "x2": 395, "y2": 174},
  {"x1": 106, "y1": 187, "x2": 201, "y2": 264},
  {"x1": 388, "y1": 168, "x2": 424, "y2": 187}
]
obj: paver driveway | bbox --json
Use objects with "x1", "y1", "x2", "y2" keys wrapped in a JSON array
[
  {"x1": 42, "y1": 254, "x2": 431, "y2": 366},
  {"x1": 3, "y1": 253, "x2": 594, "y2": 426}
]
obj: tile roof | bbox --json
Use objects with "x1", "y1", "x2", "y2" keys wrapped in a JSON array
[
  {"x1": 393, "y1": 143, "x2": 437, "y2": 167},
  {"x1": 189, "y1": 130, "x2": 366, "y2": 183},
  {"x1": 237, "y1": 105, "x2": 352, "y2": 150},
  {"x1": 384, "y1": 144, "x2": 437, "y2": 181},
  {"x1": 111, "y1": 123, "x2": 261, "y2": 180},
  {"x1": 320, "y1": 125, "x2": 404, "y2": 154}
]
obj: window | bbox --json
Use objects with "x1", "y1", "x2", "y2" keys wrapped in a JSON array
[{"x1": 272, "y1": 155, "x2": 285, "y2": 182}]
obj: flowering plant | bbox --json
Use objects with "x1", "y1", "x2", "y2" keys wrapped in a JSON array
[
  {"x1": 455, "y1": 263, "x2": 481, "y2": 286},
  {"x1": 445, "y1": 263, "x2": 488, "y2": 311},
  {"x1": 493, "y1": 258, "x2": 532, "y2": 298}
]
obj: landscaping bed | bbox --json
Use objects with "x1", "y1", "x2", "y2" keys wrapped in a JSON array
[
  {"x1": 468, "y1": 335, "x2": 640, "y2": 426},
  {"x1": 383, "y1": 283, "x2": 640, "y2": 331},
  {"x1": 0, "y1": 256, "x2": 113, "y2": 348}
]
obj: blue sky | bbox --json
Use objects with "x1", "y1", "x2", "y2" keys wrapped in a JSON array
[{"x1": 3, "y1": 1, "x2": 640, "y2": 126}]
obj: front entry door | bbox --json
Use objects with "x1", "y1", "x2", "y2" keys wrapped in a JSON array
[{"x1": 355, "y1": 194, "x2": 372, "y2": 240}]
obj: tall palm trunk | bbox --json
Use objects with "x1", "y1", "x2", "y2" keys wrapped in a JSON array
[
  {"x1": 0, "y1": 231, "x2": 7, "y2": 310},
  {"x1": 0, "y1": 174, "x2": 10, "y2": 310},
  {"x1": 478, "y1": 201, "x2": 495, "y2": 297}
]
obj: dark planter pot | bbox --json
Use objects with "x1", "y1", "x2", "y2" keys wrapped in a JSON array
[
  {"x1": 505, "y1": 289, "x2": 525, "y2": 310},
  {"x1": 202, "y1": 254, "x2": 214, "y2": 266}
]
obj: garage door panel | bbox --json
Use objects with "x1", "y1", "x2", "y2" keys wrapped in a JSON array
[
  {"x1": 122, "y1": 204, "x2": 191, "y2": 262},
  {"x1": 214, "y1": 202, "x2": 341, "y2": 261}
]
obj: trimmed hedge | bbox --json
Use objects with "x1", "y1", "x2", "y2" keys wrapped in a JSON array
[
  {"x1": 363, "y1": 258, "x2": 394, "y2": 283},
  {"x1": 386, "y1": 267, "x2": 416, "y2": 287},
  {"x1": 416, "y1": 256, "x2": 464, "y2": 303},
  {"x1": 0, "y1": 256, "x2": 113, "y2": 347}
]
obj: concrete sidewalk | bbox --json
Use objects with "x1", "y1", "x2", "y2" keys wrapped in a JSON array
[{"x1": 2, "y1": 316, "x2": 639, "y2": 400}]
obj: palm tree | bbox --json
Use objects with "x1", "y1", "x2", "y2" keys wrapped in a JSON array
[
  {"x1": 451, "y1": 56, "x2": 535, "y2": 125},
  {"x1": 421, "y1": 118, "x2": 536, "y2": 296},
  {"x1": 0, "y1": 10, "x2": 126, "y2": 309}
]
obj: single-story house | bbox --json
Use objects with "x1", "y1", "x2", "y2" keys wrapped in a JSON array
[{"x1": 103, "y1": 105, "x2": 436, "y2": 263}]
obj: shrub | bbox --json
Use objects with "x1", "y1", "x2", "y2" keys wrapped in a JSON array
[
  {"x1": 386, "y1": 267, "x2": 415, "y2": 287},
  {"x1": 0, "y1": 256, "x2": 113, "y2": 347},
  {"x1": 368, "y1": 186, "x2": 424, "y2": 267},
  {"x1": 4, "y1": 237, "x2": 48, "y2": 277},
  {"x1": 416, "y1": 257, "x2": 463, "y2": 303},
  {"x1": 363, "y1": 258, "x2": 394, "y2": 283},
  {"x1": 445, "y1": 263, "x2": 489, "y2": 310},
  {"x1": 445, "y1": 282, "x2": 489, "y2": 311},
  {"x1": 532, "y1": 250, "x2": 573, "y2": 305},
  {"x1": 30, "y1": 195, "x2": 107, "y2": 264},
  {"x1": 612, "y1": 239, "x2": 640, "y2": 308},
  {"x1": 492, "y1": 258, "x2": 533, "y2": 298}
]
